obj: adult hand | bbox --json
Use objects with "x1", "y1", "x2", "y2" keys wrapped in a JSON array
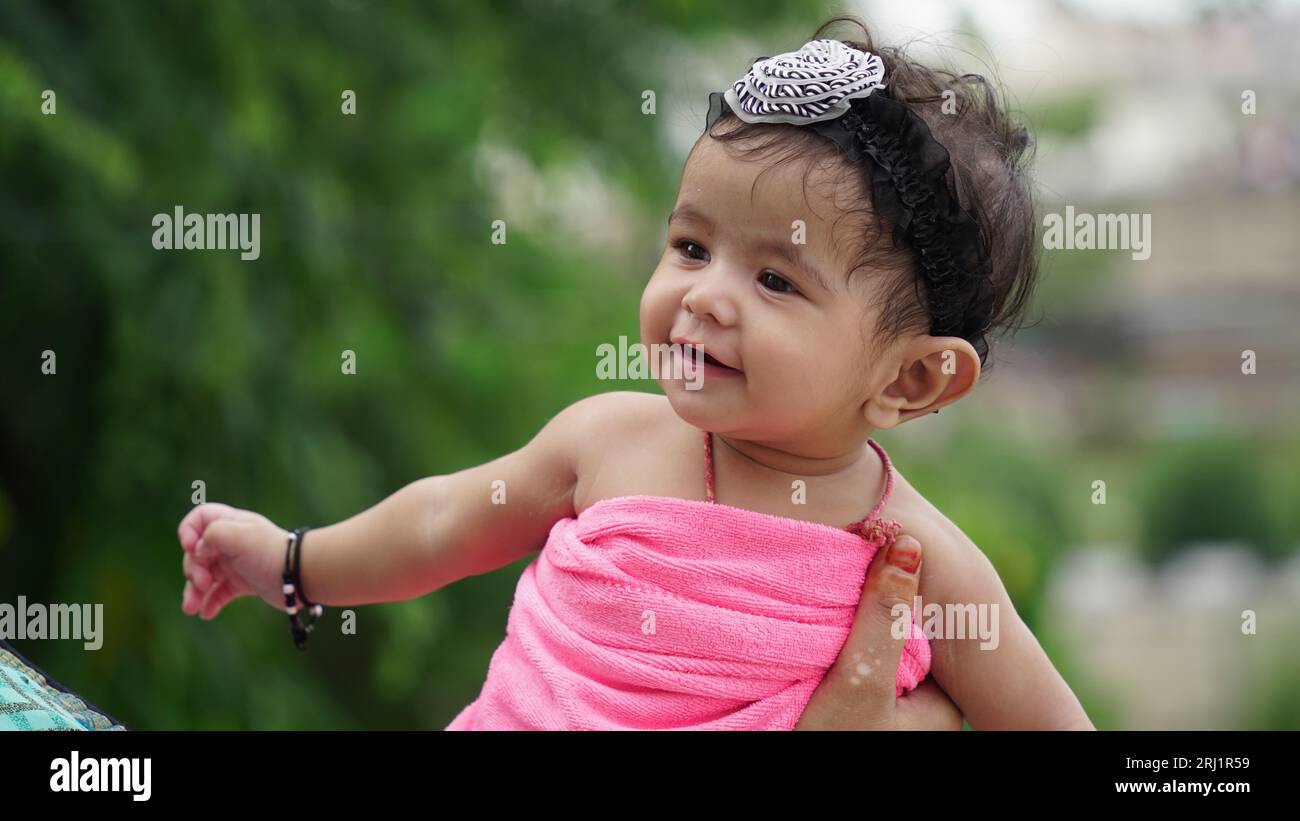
[{"x1": 795, "y1": 534, "x2": 963, "y2": 730}]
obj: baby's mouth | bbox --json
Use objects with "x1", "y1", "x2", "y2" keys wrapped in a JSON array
[
  {"x1": 680, "y1": 343, "x2": 743, "y2": 376},
  {"x1": 701, "y1": 351, "x2": 740, "y2": 372}
]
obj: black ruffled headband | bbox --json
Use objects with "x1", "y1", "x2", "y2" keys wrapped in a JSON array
[{"x1": 705, "y1": 38, "x2": 995, "y2": 362}]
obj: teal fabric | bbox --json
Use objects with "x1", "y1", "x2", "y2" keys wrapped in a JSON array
[{"x1": 0, "y1": 643, "x2": 125, "y2": 731}]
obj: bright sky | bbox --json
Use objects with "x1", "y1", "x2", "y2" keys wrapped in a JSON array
[{"x1": 861, "y1": 0, "x2": 1300, "y2": 37}]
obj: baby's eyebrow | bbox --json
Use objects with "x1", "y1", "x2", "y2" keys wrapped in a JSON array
[
  {"x1": 669, "y1": 205, "x2": 833, "y2": 292},
  {"x1": 754, "y1": 236, "x2": 832, "y2": 292},
  {"x1": 668, "y1": 204, "x2": 713, "y2": 230}
]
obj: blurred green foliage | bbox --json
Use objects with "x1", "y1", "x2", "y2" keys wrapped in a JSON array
[
  {"x1": 1245, "y1": 633, "x2": 1300, "y2": 730},
  {"x1": 1024, "y1": 88, "x2": 1103, "y2": 140},
  {"x1": 1138, "y1": 436, "x2": 1288, "y2": 564},
  {"x1": 0, "y1": 0, "x2": 837, "y2": 729}
]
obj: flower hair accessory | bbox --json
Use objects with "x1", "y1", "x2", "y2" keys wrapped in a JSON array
[
  {"x1": 705, "y1": 39, "x2": 996, "y2": 363},
  {"x1": 719, "y1": 38, "x2": 886, "y2": 124}
]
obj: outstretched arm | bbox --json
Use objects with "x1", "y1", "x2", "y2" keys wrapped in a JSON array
[
  {"x1": 298, "y1": 396, "x2": 601, "y2": 606},
  {"x1": 180, "y1": 395, "x2": 607, "y2": 616}
]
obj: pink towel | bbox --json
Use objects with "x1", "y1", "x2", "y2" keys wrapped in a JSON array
[{"x1": 446, "y1": 494, "x2": 931, "y2": 730}]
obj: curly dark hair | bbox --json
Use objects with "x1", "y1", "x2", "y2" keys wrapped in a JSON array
[{"x1": 703, "y1": 14, "x2": 1040, "y2": 371}]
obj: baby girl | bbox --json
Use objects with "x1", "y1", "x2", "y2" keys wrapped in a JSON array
[{"x1": 176, "y1": 17, "x2": 1093, "y2": 730}]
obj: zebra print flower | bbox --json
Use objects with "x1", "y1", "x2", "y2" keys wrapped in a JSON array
[{"x1": 723, "y1": 38, "x2": 886, "y2": 126}]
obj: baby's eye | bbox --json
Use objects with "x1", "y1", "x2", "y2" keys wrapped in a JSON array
[
  {"x1": 673, "y1": 239, "x2": 709, "y2": 262},
  {"x1": 759, "y1": 271, "x2": 798, "y2": 294}
]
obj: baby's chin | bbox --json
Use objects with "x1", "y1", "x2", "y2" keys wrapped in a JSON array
[
  {"x1": 660, "y1": 373, "x2": 719, "y2": 419},
  {"x1": 662, "y1": 371, "x2": 851, "y2": 438},
  {"x1": 658, "y1": 370, "x2": 753, "y2": 434}
]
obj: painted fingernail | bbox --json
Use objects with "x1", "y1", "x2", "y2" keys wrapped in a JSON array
[{"x1": 887, "y1": 536, "x2": 920, "y2": 574}]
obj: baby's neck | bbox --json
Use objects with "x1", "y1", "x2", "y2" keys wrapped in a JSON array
[{"x1": 714, "y1": 429, "x2": 877, "y2": 481}]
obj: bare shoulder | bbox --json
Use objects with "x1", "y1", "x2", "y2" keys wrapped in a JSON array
[
  {"x1": 552, "y1": 390, "x2": 668, "y2": 448},
  {"x1": 552, "y1": 391, "x2": 678, "y2": 510},
  {"x1": 547, "y1": 390, "x2": 663, "y2": 429},
  {"x1": 881, "y1": 464, "x2": 1011, "y2": 610},
  {"x1": 883, "y1": 457, "x2": 1093, "y2": 729}
]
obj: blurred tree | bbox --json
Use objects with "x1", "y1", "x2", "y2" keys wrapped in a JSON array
[
  {"x1": 1138, "y1": 436, "x2": 1285, "y2": 565},
  {"x1": 0, "y1": 0, "x2": 832, "y2": 728}
]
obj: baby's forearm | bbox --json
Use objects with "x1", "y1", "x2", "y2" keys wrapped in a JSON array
[
  {"x1": 296, "y1": 477, "x2": 447, "y2": 607},
  {"x1": 293, "y1": 403, "x2": 581, "y2": 608}
]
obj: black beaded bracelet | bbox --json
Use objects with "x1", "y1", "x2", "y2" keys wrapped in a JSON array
[{"x1": 282, "y1": 527, "x2": 324, "y2": 650}]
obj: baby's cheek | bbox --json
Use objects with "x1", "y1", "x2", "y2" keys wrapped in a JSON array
[
  {"x1": 638, "y1": 273, "x2": 672, "y2": 333},
  {"x1": 637, "y1": 285, "x2": 659, "y2": 340},
  {"x1": 756, "y1": 352, "x2": 834, "y2": 408}
]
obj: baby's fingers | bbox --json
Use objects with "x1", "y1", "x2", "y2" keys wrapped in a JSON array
[
  {"x1": 182, "y1": 580, "x2": 202, "y2": 615},
  {"x1": 199, "y1": 581, "x2": 233, "y2": 621},
  {"x1": 183, "y1": 552, "x2": 213, "y2": 592},
  {"x1": 177, "y1": 502, "x2": 245, "y2": 553}
]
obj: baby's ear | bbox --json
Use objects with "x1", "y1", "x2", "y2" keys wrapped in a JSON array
[{"x1": 865, "y1": 337, "x2": 981, "y2": 429}]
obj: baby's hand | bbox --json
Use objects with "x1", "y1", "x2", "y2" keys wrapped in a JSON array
[{"x1": 177, "y1": 502, "x2": 289, "y2": 620}]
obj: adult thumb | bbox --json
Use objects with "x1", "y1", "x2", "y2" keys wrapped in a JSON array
[{"x1": 834, "y1": 534, "x2": 924, "y2": 708}]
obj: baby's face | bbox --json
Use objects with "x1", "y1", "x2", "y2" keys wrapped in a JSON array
[{"x1": 641, "y1": 132, "x2": 900, "y2": 442}]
